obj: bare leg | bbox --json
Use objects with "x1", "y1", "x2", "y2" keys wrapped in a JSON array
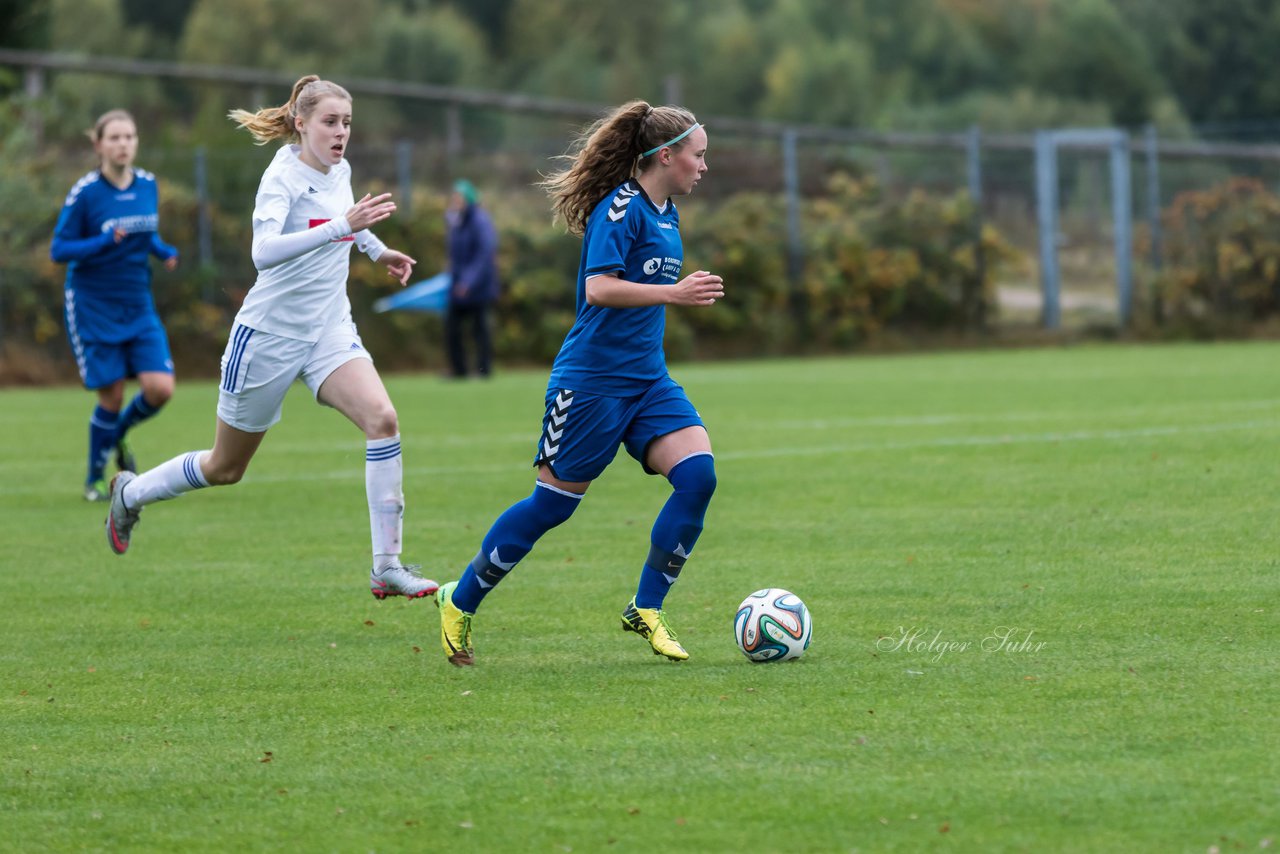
[
  {"x1": 316, "y1": 358, "x2": 397, "y2": 437},
  {"x1": 645, "y1": 426, "x2": 713, "y2": 476},
  {"x1": 135, "y1": 371, "x2": 175, "y2": 408},
  {"x1": 201, "y1": 418, "x2": 268, "y2": 485}
]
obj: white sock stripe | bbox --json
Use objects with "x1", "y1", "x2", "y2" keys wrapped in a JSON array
[{"x1": 535, "y1": 480, "x2": 585, "y2": 500}]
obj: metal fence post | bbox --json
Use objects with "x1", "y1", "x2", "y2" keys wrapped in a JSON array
[
  {"x1": 194, "y1": 146, "x2": 213, "y2": 299},
  {"x1": 966, "y1": 125, "x2": 986, "y2": 328},
  {"x1": 1034, "y1": 130, "x2": 1061, "y2": 330},
  {"x1": 1144, "y1": 125, "x2": 1161, "y2": 267},
  {"x1": 23, "y1": 65, "x2": 44, "y2": 146},
  {"x1": 782, "y1": 128, "x2": 802, "y2": 280},
  {"x1": 1145, "y1": 124, "x2": 1163, "y2": 322},
  {"x1": 782, "y1": 128, "x2": 804, "y2": 314},
  {"x1": 1110, "y1": 133, "x2": 1134, "y2": 328},
  {"x1": 396, "y1": 140, "x2": 413, "y2": 216},
  {"x1": 445, "y1": 106, "x2": 463, "y2": 167}
]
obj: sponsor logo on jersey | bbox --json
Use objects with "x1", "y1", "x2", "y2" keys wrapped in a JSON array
[
  {"x1": 309, "y1": 218, "x2": 355, "y2": 242},
  {"x1": 100, "y1": 214, "x2": 159, "y2": 234},
  {"x1": 643, "y1": 257, "x2": 662, "y2": 276}
]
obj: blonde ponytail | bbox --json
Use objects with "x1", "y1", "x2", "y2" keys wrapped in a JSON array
[{"x1": 228, "y1": 75, "x2": 351, "y2": 145}]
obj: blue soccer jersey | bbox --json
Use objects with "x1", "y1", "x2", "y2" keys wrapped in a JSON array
[
  {"x1": 51, "y1": 169, "x2": 177, "y2": 328},
  {"x1": 547, "y1": 180, "x2": 684, "y2": 397}
]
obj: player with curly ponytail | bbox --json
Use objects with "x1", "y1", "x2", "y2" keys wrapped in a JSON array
[{"x1": 435, "y1": 100, "x2": 723, "y2": 666}]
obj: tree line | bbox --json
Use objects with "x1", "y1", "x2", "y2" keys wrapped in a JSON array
[{"x1": 4, "y1": 0, "x2": 1280, "y2": 138}]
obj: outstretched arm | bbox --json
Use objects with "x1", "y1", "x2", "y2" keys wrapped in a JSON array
[{"x1": 251, "y1": 193, "x2": 396, "y2": 271}]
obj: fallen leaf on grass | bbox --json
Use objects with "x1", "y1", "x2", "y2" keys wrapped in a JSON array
[
  {"x1": 939, "y1": 822, "x2": 951, "y2": 833},
  {"x1": 260, "y1": 752, "x2": 273, "y2": 763},
  {"x1": 364, "y1": 620, "x2": 375, "y2": 627}
]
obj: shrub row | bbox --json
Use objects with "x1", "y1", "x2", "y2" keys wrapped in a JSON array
[{"x1": 4, "y1": 169, "x2": 1014, "y2": 382}]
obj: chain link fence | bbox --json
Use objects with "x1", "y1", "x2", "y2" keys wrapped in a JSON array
[{"x1": 5, "y1": 49, "x2": 1280, "y2": 380}]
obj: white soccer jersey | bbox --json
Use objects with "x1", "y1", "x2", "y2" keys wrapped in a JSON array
[{"x1": 235, "y1": 145, "x2": 385, "y2": 341}]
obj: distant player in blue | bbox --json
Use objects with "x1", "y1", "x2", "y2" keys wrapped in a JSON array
[
  {"x1": 51, "y1": 109, "x2": 179, "y2": 502},
  {"x1": 435, "y1": 100, "x2": 723, "y2": 665}
]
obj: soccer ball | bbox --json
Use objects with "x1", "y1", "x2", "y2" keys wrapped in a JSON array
[{"x1": 734, "y1": 588, "x2": 812, "y2": 662}]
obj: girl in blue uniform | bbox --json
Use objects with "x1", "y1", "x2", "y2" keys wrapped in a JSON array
[
  {"x1": 51, "y1": 109, "x2": 179, "y2": 501},
  {"x1": 435, "y1": 100, "x2": 723, "y2": 665}
]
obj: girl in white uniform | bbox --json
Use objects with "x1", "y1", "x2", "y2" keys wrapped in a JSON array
[{"x1": 105, "y1": 75, "x2": 438, "y2": 600}]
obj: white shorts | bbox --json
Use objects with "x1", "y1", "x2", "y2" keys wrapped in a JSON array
[{"x1": 216, "y1": 319, "x2": 373, "y2": 432}]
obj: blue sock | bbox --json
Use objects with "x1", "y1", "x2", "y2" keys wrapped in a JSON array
[
  {"x1": 635, "y1": 453, "x2": 717, "y2": 609},
  {"x1": 451, "y1": 481, "x2": 583, "y2": 613},
  {"x1": 87, "y1": 405, "x2": 118, "y2": 483},
  {"x1": 114, "y1": 392, "x2": 161, "y2": 445}
]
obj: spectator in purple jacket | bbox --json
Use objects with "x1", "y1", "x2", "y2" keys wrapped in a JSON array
[{"x1": 445, "y1": 179, "x2": 499, "y2": 378}]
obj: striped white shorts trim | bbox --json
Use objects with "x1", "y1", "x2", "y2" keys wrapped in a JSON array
[{"x1": 216, "y1": 319, "x2": 372, "y2": 432}]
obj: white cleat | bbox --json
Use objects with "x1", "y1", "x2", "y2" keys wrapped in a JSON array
[
  {"x1": 370, "y1": 563, "x2": 439, "y2": 600},
  {"x1": 105, "y1": 472, "x2": 140, "y2": 555}
]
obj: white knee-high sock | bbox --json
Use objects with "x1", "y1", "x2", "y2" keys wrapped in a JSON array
[
  {"x1": 122, "y1": 451, "x2": 211, "y2": 511},
  {"x1": 366, "y1": 435, "x2": 404, "y2": 571}
]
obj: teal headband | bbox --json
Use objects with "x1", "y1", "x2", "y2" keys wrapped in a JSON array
[{"x1": 641, "y1": 123, "x2": 702, "y2": 158}]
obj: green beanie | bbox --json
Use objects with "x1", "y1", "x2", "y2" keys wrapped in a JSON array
[{"x1": 453, "y1": 179, "x2": 479, "y2": 205}]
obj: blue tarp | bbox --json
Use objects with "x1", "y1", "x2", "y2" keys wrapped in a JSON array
[{"x1": 372, "y1": 272, "x2": 451, "y2": 314}]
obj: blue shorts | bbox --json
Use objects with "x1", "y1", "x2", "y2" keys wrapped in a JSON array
[
  {"x1": 64, "y1": 294, "x2": 173, "y2": 390},
  {"x1": 534, "y1": 376, "x2": 704, "y2": 482}
]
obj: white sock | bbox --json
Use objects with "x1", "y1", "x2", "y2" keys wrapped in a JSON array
[
  {"x1": 366, "y1": 435, "x2": 404, "y2": 571},
  {"x1": 123, "y1": 451, "x2": 211, "y2": 511}
]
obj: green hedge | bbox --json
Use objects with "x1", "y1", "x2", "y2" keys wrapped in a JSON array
[
  {"x1": 3, "y1": 149, "x2": 1011, "y2": 381},
  {"x1": 1154, "y1": 177, "x2": 1280, "y2": 335}
]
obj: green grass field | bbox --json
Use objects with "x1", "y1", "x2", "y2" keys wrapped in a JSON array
[{"x1": 2, "y1": 342, "x2": 1277, "y2": 852}]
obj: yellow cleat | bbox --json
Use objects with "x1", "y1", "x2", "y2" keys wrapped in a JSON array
[
  {"x1": 621, "y1": 599, "x2": 689, "y2": 661},
  {"x1": 435, "y1": 581, "x2": 474, "y2": 667}
]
